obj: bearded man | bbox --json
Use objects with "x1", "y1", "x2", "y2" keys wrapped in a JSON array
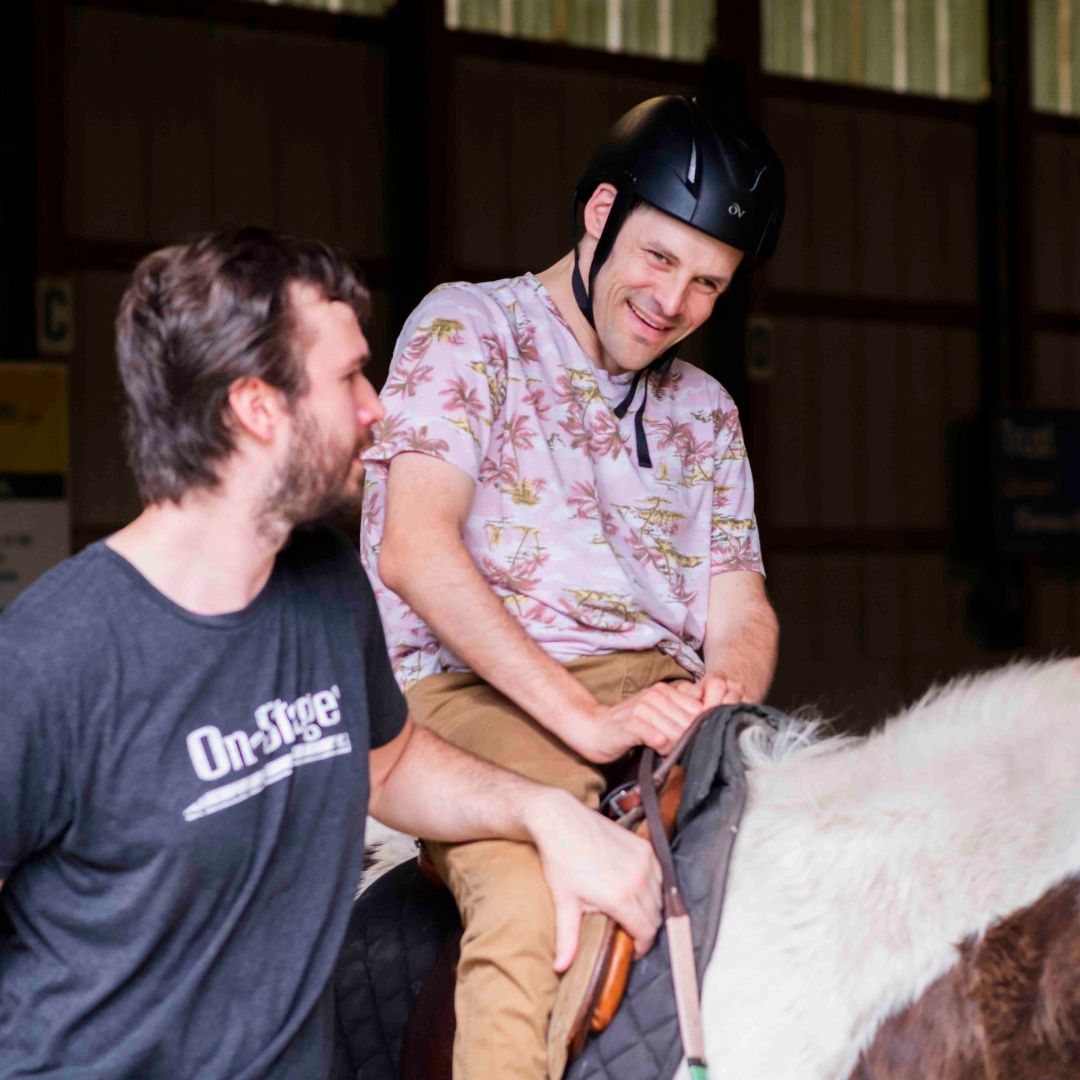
[{"x1": 0, "y1": 229, "x2": 662, "y2": 1079}]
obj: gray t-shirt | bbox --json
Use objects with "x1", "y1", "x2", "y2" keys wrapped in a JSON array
[{"x1": 0, "y1": 526, "x2": 406, "y2": 1079}]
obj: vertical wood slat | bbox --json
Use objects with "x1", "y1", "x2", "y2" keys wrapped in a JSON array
[
  {"x1": 765, "y1": 316, "x2": 816, "y2": 527},
  {"x1": 69, "y1": 271, "x2": 142, "y2": 528},
  {"x1": 212, "y1": 27, "x2": 279, "y2": 230},
  {"x1": 65, "y1": 7, "x2": 150, "y2": 242},
  {"x1": 904, "y1": 326, "x2": 948, "y2": 528},
  {"x1": 861, "y1": 322, "x2": 903, "y2": 528},
  {"x1": 760, "y1": 99, "x2": 814, "y2": 294},
  {"x1": 815, "y1": 320, "x2": 860, "y2": 527},
  {"x1": 141, "y1": 17, "x2": 214, "y2": 242}
]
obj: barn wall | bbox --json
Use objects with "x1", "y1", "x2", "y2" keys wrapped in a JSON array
[
  {"x1": 59, "y1": 5, "x2": 393, "y2": 541},
  {"x1": 41, "y1": 2, "x2": 1080, "y2": 726}
]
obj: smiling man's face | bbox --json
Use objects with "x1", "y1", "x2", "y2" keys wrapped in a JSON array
[{"x1": 588, "y1": 200, "x2": 743, "y2": 375}]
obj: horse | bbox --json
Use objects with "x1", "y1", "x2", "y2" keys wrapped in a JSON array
[{"x1": 341, "y1": 657, "x2": 1080, "y2": 1079}]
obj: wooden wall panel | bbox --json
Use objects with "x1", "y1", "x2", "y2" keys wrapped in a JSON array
[
  {"x1": 66, "y1": 9, "x2": 389, "y2": 256},
  {"x1": 760, "y1": 99, "x2": 813, "y2": 294},
  {"x1": 851, "y1": 111, "x2": 902, "y2": 297},
  {"x1": 142, "y1": 18, "x2": 215, "y2": 242},
  {"x1": 863, "y1": 552, "x2": 904, "y2": 659},
  {"x1": 815, "y1": 320, "x2": 859, "y2": 526},
  {"x1": 66, "y1": 8, "x2": 150, "y2": 241},
  {"x1": 904, "y1": 325, "x2": 948, "y2": 527},
  {"x1": 767, "y1": 550, "x2": 990, "y2": 731},
  {"x1": 452, "y1": 57, "x2": 514, "y2": 269},
  {"x1": 450, "y1": 56, "x2": 691, "y2": 273},
  {"x1": 762, "y1": 319, "x2": 977, "y2": 531},
  {"x1": 1033, "y1": 131, "x2": 1080, "y2": 314},
  {"x1": 860, "y1": 322, "x2": 903, "y2": 527},
  {"x1": 506, "y1": 69, "x2": 569, "y2": 270},
  {"x1": 1030, "y1": 566, "x2": 1080, "y2": 654},
  {"x1": 70, "y1": 272, "x2": 141, "y2": 529},
  {"x1": 336, "y1": 43, "x2": 388, "y2": 256},
  {"x1": 806, "y1": 106, "x2": 859, "y2": 295},
  {"x1": 1032, "y1": 332, "x2": 1080, "y2": 406},
  {"x1": 762, "y1": 98, "x2": 977, "y2": 302},
  {"x1": 212, "y1": 28, "x2": 279, "y2": 230},
  {"x1": 765, "y1": 316, "x2": 815, "y2": 526}
]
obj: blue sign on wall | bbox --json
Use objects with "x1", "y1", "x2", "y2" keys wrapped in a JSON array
[{"x1": 992, "y1": 410, "x2": 1080, "y2": 557}]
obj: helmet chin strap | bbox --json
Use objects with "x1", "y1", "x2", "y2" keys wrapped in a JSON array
[{"x1": 569, "y1": 190, "x2": 676, "y2": 468}]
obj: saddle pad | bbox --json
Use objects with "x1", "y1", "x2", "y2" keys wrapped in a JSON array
[
  {"x1": 564, "y1": 703, "x2": 786, "y2": 1080},
  {"x1": 331, "y1": 859, "x2": 459, "y2": 1080}
]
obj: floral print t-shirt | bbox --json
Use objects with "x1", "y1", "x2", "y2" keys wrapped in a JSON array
[{"x1": 360, "y1": 274, "x2": 764, "y2": 691}]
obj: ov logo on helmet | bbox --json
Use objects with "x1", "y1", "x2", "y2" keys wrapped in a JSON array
[{"x1": 728, "y1": 202, "x2": 746, "y2": 218}]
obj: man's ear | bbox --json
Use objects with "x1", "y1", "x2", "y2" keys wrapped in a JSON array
[
  {"x1": 582, "y1": 183, "x2": 619, "y2": 242},
  {"x1": 227, "y1": 377, "x2": 287, "y2": 445}
]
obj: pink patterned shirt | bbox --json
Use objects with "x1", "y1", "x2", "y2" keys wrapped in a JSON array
[{"x1": 360, "y1": 274, "x2": 764, "y2": 690}]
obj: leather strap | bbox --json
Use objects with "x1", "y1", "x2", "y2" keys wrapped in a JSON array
[{"x1": 639, "y1": 750, "x2": 708, "y2": 1075}]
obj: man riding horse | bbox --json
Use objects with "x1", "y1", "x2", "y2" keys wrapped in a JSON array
[{"x1": 361, "y1": 95, "x2": 785, "y2": 1079}]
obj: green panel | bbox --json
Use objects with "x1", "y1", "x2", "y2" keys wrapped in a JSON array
[
  {"x1": 1073, "y1": 0, "x2": 1080, "y2": 113},
  {"x1": 460, "y1": 0, "x2": 502, "y2": 33},
  {"x1": 906, "y1": 0, "x2": 937, "y2": 95},
  {"x1": 671, "y1": 0, "x2": 712, "y2": 60},
  {"x1": 514, "y1": 0, "x2": 556, "y2": 39},
  {"x1": 566, "y1": 0, "x2": 607, "y2": 48},
  {"x1": 950, "y1": 0, "x2": 988, "y2": 100},
  {"x1": 863, "y1": 0, "x2": 896, "y2": 92},
  {"x1": 339, "y1": 0, "x2": 396, "y2": 11},
  {"x1": 763, "y1": 0, "x2": 804, "y2": 76},
  {"x1": 623, "y1": 0, "x2": 659, "y2": 55},
  {"x1": 817, "y1": 0, "x2": 854, "y2": 82},
  {"x1": 1030, "y1": 0, "x2": 1058, "y2": 112}
]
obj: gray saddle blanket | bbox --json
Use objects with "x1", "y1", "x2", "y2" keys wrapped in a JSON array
[{"x1": 331, "y1": 703, "x2": 786, "y2": 1080}]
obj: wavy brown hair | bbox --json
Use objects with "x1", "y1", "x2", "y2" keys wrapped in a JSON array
[{"x1": 116, "y1": 227, "x2": 370, "y2": 505}]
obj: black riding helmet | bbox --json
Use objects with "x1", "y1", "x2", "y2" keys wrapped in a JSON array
[{"x1": 570, "y1": 95, "x2": 785, "y2": 467}]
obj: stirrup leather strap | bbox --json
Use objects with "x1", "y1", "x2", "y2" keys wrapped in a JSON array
[{"x1": 639, "y1": 750, "x2": 709, "y2": 1078}]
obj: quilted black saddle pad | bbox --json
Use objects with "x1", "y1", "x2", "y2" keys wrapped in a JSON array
[{"x1": 331, "y1": 859, "x2": 458, "y2": 1080}]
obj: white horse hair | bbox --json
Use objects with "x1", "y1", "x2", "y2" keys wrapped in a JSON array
[
  {"x1": 676, "y1": 657, "x2": 1080, "y2": 1079},
  {"x1": 359, "y1": 818, "x2": 419, "y2": 894}
]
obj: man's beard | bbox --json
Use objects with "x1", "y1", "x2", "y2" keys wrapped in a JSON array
[{"x1": 256, "y1": 406, "x2": 363, "y2": 541}]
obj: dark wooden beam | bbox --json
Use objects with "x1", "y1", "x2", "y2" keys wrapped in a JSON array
[
  {"x1": 54, "y1": 239, "x2": 393, "y2": 289},
  {"x1": 447, "y1": 26, "x2": 701, "y2": 82},
  {"x1": 0, "y1": 1, "x2": 37, "y2": 357},
  {"x1": 69, "y1": 0, "x2": 389, "y2": 41},
  {"x1": 762, "y1": 73, "x2": 981, "y2": 122},
  {"x1": 982, "y1": 0, "x2": 1032, "y2": 407},
  {"x1": 760, "y1": 291, "x2": 980, "y2": 328}
]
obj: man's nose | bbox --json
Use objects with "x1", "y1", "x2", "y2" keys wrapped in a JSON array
[
  {"x1": 653, "y1": 278, "x2": 689, "y2": 320},
  {"x1": 357, "y1": 383, "x2": 384, "y2": 424}
]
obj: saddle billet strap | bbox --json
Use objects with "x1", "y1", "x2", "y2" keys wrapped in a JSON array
[{"x1": 639, "y1": 749, "x2": 708, "y2": 1079}]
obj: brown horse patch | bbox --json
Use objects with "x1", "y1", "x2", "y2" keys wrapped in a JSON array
[{"x1": 851, "y1": 877, "x2": 1080, "y2": 1079}]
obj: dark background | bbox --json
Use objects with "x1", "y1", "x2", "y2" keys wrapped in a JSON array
[{"x1": 2, "y1": 0, "x2": 1077, "y2": 728}]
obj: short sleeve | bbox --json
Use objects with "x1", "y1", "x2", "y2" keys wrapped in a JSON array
[
  {"x1": 709, "y1": 401, "x2": 766, "y2": 576},
  {"x1": 363, "y1": 287, "x2": 504, "y2": 482},
  {"x1": 0, "y1": 650, "x2": 72, "y2": 876},
  {"x1": 352, "y1": 569, "x2": 408, "y2": 750}
]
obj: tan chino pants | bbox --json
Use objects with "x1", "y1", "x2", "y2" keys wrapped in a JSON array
[{"x1": 406, "y1": 649, "x2": 692, "y2": 1080}]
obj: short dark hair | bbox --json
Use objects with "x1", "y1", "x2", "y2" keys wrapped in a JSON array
[{"x1": 116, "y1": 227, "x2": 370, "y2": 505}]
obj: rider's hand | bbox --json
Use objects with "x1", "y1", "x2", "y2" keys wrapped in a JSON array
[
  {"x1": 524, "y1": 788, "x2": 662, "y2": 972},
  {"x1": 571, "y1": 679, "x2": 705, "y2": 763},
  {"x1": 694, "y1": 672, "x2": 748, "y2": 710}
]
